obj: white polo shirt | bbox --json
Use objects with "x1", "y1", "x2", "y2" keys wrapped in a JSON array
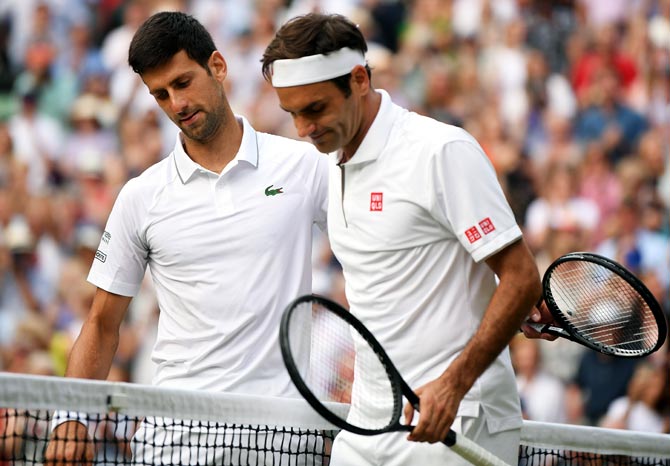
[
  {"x1": 328, "y1": 90, "x2": 523, "y2": 433},
  {"x1": 88, "y1": 116, "x2": 328, "y2": 396}
]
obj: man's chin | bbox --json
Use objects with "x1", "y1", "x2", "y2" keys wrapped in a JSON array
[
  {"x1": 181, "y1": 127, "x2": 212, "y2": 144},
  {"x1": 311, "y1": 140, "x2": 338, "y2": 154}
]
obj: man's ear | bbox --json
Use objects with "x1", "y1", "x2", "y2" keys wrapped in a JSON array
[
  {"x1": 209, "y1": 51, "x2": 228, "y2": 81},
  {"x1": 350, "y1": 64, "x2": 370, "y2": 95}
]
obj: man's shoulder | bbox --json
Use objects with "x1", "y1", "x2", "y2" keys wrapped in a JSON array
[
  {"x1": 392, "y1": 111, "x2": 481, "y2": 162},
  {"x1": 400, "y1": 111, "x2": 475, "y2": 145},
  {"x1": 119, "y1": 156, "x2": 175, "y2": 196},
  {"x1": 257, "y1": 131, "x2": 319, "y2": 155},
  {"x1": 255, "y1": 132, "x2": 326, "y2": 174}
]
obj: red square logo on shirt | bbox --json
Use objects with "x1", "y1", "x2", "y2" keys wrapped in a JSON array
[
  {"x1": 370, "y1": 192, "x2": 383, "y2": 211},
  {"x1": 465, "y1": 226, "x2": 481, "y2": 243},
  {"x1": 479, "y1": 217, "x2": 495, "y2": 235}
]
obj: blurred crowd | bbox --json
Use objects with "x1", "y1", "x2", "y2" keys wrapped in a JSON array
[{"x1": 0, "y1": 0, "x2": 668, "y2": 435}]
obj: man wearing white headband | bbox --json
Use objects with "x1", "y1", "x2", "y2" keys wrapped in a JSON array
[{"x1": 263, "y1": 13, "x2": 543, "y2": 466}]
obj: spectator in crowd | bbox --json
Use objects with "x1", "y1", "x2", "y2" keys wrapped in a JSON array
[
  {"x1": 595, "y1": 198, "x2": 670, "y2": 292},
  {"x1": 0, "y1": 350, "x2": 54, "y2": 464},
  {"x1": 566, "y1": 351, "x2": 639, "y2": 425},
  {"x1": 600, "y1": 362, "x2": 669, "y2": 433},
  {"x1": 0, "y1": 18, "x2": 16, "y2": 119},
  {"x1": 577, "y1": 140, "x2": 623, "y2": 243},
  {"x1": 479, "y1": 18, "x2": 531, "y2": 134},
  {"x1": 12, "y1": 9, "x2": 78, "y2": 123},
  {"x1": 61, "y1": 93, "x2": 119, "y2": 181},
  {"x1": 637, "y1": 129, "x2": 668, "y2": 202},
  {"x1": 476, "y1": 110, "x2": 522, "y2": 180},
  {"x1": 526, "y1": 109, "x2": 582, "y2": 172},
  {"x1": 573, "y1": 66, "x2": 648, "y2": 164},
  {"x1": 0, "y1": 123, "x2": 21, "y2": 192},
  {"x1": 522, "y1": 0, "x2": 576, "y2": 73},
  {"x1": 0, "y1": 215, "x2": 53, "y2": 346},
  {"x1": 570, "y1": 23, "x2": 638, "y2": 103},
  {"x1": 510, "y1": 335, "x2": 567, "y2": 423},
  {"x1": 52, "y1": 19, "x2": 107, "y2": 93},
  {"x1": 524, "y1": 161, "x2": 600, "y2": 251},
  {"x1": 6, "y1": 90, "x2": 64, "y2": 194}
]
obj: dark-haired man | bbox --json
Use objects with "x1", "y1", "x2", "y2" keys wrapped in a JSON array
[{"x1": 45, "y1": 11, "x2": 328, "y2": 465}]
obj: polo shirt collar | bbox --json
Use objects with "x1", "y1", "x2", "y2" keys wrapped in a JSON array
[
  {"x1": 173, "y1": 115, "x2": 259, "y2": 183},
  {"x1": 337, "y1": 89, "x2": 396, "y2": 165}
]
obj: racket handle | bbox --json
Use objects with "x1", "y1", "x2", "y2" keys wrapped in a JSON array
[
  {"x1": 524, "y1": 322, "x2": 574, "y2": 340},
  {"x1": 445, "y1": 430, "x2": 512, "y2": 466}
]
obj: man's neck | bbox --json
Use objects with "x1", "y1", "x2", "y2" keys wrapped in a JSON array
[
  {"x1": 340, "y1": 90, "x2": 382, "y2": 163},
  {"x1": 183, "y1": 111, "x2": 243, "y2": 174}
]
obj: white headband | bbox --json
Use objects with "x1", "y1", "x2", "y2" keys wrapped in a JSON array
[{"x1": 270, "y1": 47, "x2": 366, "y2": 88}]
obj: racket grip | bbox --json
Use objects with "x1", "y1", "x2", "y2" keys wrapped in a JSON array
[
  {"x1": 525, "y1": 322, "x2": 573, "y2": 340},
  {"x1": 524, "y1": 322, "x2": 549, "y2": 333},
  {"x1": 447, "y1": 431, "x2": 512, "y2": 466}
]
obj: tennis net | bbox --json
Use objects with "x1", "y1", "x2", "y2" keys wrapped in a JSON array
[
  {"x1": 520, "y1": 420, "x2": 670, "y2": 465},
  {"x1": 1, "y1": 372, "x2": 669, "y2": 465},
  {"x1": 0, "y1": 372, "x2": 340, "y2": 465}
]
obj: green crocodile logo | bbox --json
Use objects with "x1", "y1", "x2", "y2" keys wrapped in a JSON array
[{"x1": 265, "y1": 185, "x2": 284, "y2": 196}]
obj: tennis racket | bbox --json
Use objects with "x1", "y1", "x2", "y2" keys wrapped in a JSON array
[
  {"x1": 279, "y1": 294, "x2": 511, "y2": 466},
  {"x1": 526, "y1": 252, "x2": 667, "y2": 358}
]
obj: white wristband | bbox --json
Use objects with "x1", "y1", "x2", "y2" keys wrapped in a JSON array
[{"x1": 51, "y1": 410, "x2": 89, "y2": 431}]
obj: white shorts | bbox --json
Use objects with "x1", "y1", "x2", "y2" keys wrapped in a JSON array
[
  {"x1": 131, "y1": 418, "x2": 328, "y2": 466},
  {"x1": 330, "y1": 409, "x2": 520, "y2": 466}
]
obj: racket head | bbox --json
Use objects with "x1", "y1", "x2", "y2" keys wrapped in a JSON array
[
  {"x1": 279, "y1": 294, "x2": 412, "y2": 436},
  {"x1": 543, "y1": 252, "x2": 667, "y2": 358}
]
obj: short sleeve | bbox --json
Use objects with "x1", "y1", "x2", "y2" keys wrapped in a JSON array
[
  {"x1": 428, "y1": 139, "x2": 522, "y2": 262},
  {"x1": 87, "y1": 181, "x2": 149, "y2": 296}
]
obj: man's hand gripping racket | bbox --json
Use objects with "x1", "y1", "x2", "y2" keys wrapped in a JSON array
[
  {"x1": 279, "y1": 294, "x2": 511, "y2": 466},
  {"x1": 522, "y1": 252, "x2": 666, "y2": 358}
]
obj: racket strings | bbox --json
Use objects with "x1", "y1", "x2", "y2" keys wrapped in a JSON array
[
  {"x1": 548, "y1": 262, "x2": 658, "y2": 354},
  {"x1": 288, "y1": 301, "x2": 398, "y2": 431}
]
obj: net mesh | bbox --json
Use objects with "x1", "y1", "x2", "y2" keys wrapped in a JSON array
[
  {"x1": 520, "y1": 421, "x2": 670, "y2": 466},
  {"x1": 1, "y1": 410, "x2": 331, "y2": 465},
  {"x1": 519, "y1": 448, "x2": 670, "y2": 466},
  {"x1": 1, "y1": 373, "x2": 670, "y2": 465},
  {"x1": 0, "y1": 373, "x2": 337, "y2": 465}
]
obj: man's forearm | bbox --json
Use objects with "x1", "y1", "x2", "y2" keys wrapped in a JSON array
[
  {"x1": 65, "y1": 316, "x2": 120, "y2": 381},
  {"x1": 446, "y1": 279, "x2": 539, "y2": 392},
  {"x1": 442, "y1": 240, "x2": 541, "y2": 394},
  {"x1": 64, "y1": 289, "x2": 131, "y2": 381}
]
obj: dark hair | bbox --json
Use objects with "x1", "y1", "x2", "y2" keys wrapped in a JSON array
[
  {"x1": 262, "y1": 13, "x2": 370, "y2": 97},
  {"x1": 128, "y1": 11, "x2": 216, "y2": 75}
]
